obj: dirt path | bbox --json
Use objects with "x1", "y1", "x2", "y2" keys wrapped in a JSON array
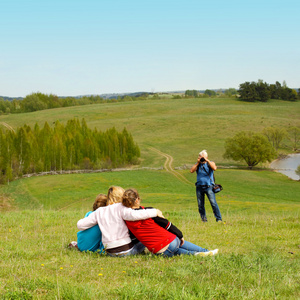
[{"x1": 149, "y1": 147, "x2": 193, "y2": 186}]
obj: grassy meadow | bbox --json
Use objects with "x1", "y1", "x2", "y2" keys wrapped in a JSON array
[{"x1": 0, "y1": 97, "x2": 299, "y2": 299}]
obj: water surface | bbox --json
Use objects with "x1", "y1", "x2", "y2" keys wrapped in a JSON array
[{"x1": 270, "y1": 153, "x2": 300, "y2": 180}]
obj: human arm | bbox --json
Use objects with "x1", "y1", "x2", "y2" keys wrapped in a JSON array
[
  {"x1": 121, "y1": 205, "x2": 158, "y2": 221},
  {"x1": 190, "y1": 157, "x2": 200, "y2": 173},
  {"x1": 152, "y1": 215, "x2": 183, "y2": 239},
  {"x1": 77, "y1": 211, "x2": 98, "y2": 230},
  {"x1": 206, "y1": 159, "x2": 217, "y2": 171}
]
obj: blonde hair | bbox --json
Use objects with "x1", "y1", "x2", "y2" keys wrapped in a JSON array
[
  {"x1": 199, "y1": 150, "x2": 208, "y2": 158},
  {"x1": 107, "y1": 186, "x2": 125, "y2": 205},
  {"x1": 93, "y1": 194, "x2": 107, "y2": 211},
  {"x1": 122, "y1": 188, "x2": 139, "y2": 208}
]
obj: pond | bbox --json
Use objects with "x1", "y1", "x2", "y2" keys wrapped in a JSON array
[{"x1": 270, "y1": 153, "x2": 300, "y2": 180}]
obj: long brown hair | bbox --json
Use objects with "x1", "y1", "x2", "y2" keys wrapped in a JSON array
[{"x1": 122, "y1": 188, "x2": 139, "y2": 208}]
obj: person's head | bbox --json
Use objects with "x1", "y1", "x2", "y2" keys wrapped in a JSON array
[
  {"x1": 122, "y1": 188, "x2": 140, "y2": 208},
  {"x1": 107, "y1": 186, "x2": 125, "y2": 205},
  {"x1": 93, "y1": 194, "x2": 107, "y2": 211},
  {"x1": 199, "y1": 150, "x2": 208, "y2": 159}
]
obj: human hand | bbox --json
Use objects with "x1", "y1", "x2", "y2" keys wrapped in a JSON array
[
  {"x1": 156, "y1": 209, "x2": 165, "y2": 218},
  {"x1": 180, "y1": 238, "x2": 185, "y2": 246}
]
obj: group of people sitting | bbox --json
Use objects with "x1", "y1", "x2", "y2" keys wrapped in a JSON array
[{"x1": 70, "y1": 186, "x2": 219, "y2": 257}]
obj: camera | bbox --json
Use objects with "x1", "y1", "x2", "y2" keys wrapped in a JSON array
[{"x1": 200, "y1": 157, "x2": 206, "y2": 162}]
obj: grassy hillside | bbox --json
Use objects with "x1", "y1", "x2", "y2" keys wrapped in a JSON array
[
  {"x1": 0, "y1": 97, "x2": 299, "y2": 167},
  {"x1": 0, "y1": 169, "x2": 299, "y2": 299},
  {"x1": 0, "y1": 98, "x2": 299, "y2": 299}
]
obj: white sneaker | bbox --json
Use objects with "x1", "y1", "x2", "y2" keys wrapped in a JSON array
[
  {"x1": 210, "y1": 249, "x2": 219, "y2": 256},
  {"x1": 195, "y1": 249, "x2": 219, "y2": 256}
]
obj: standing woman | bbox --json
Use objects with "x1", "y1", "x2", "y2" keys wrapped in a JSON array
[{"x1": 190, "y1": 150, "x2": 222, "y2": 222}]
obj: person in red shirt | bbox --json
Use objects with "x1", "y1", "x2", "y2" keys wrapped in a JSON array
[{"x1": 123, "y1": 188, "x2": 219, "y2": 257}]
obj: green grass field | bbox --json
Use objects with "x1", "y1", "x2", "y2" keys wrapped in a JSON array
[{"x1": 0, "y1": 97, "x2": 299, "y2": 299}]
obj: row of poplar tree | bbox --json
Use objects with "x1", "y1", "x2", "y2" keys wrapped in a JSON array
[{"x1": 0, "y1": 118, "x2": 140, "y2": 184}]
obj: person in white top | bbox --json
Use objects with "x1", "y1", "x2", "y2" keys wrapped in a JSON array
[{"x1": 77, "y1": 186, "x2": 163, "y2": 257}]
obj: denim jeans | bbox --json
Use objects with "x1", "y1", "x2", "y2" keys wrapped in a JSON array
[
  {"x1": 196, "y1": 185, "x2": 222, "y2": 221},
  {"x1": 159, "y1": 237, "x2": 208, "y2": 257},
  {"x1": 106, "y1": 242, "x2": 145, "y2": 257}
]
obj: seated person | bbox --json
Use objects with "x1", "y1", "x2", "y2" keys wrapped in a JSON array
[
  {"x1": 77, "y1": 186, "x2": 163, "y2": 257},
  {"x1": 77, "y1": 193, "x2": 107, "y2": 253},
  {"x1": 72, "y1": 186, "x2": 128, "y2": 252},
  {"x1": 122, "y1": 188, "x2": 219, "y2": 257}
]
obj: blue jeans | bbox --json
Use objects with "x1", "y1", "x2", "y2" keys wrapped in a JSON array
[
  {"x1": 196, "y1": 185, "x2": 222, "y2": 221},
  {"x1": 158, "y1": 237, "x2": 208, "y2": 257},
  {"x1": 106, "y1": 242, "x2": 145, "y2": 257}
]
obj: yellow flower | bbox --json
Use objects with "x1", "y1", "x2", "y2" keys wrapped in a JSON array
[
  {"x1": 60, "y1": 267, "x2": 63, "y2": 270},
  {"x1": 134, "y1": 261, "x2": 138, "y2": 264},
  {"x1": 70, "y1": 265, "x2": 73, "y2": 267},
  {"x1": 122, "y1": 271, "x2": 126, "y2": 273},
  {"x1": 41, "y1": 264, "x2": 44, "y2": 267},
  {"x1": 101, "y1": 268, "x2": 103, "y2": 270},
  {"x1": 98, "y1": 273, "x2": 103, "y2": 276}
]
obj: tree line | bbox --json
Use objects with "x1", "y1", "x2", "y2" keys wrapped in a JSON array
[
  {"x1": 238, "y1": 80, "x2": 298, "y2": 102},
  {"x1": 0, "y1": 92, "x2": 152, "y2": 115},
  {"x1": 0, "y1": 119, "x2": 140, "y2": 184}
]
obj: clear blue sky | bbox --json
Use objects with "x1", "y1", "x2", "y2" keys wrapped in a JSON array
[{"x1": 1, "y1": 0, "x2": 299, "y2": 97}]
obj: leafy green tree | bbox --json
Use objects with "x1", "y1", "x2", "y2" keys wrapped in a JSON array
[
  {"x1": 224, "y1": 88, "x2": 237, "y2": 97},
  {"x1": 185, "y1": 90, "x2": 199, "y2": 98},
  {"x1": 262, "y1": 127, "x2": 287, "y2": 150},
  {"x1": 280, "y1": 87, "x2": 297, "y2": 101},
  {"x1": 256, "y1": 80, "x2": 270, "y2": 102},
  {"x1": 287, "y1": 126, "x2": 300, "y2": 151},
  {"x1": 269, "y1": 81, "x2": 282, "y2": 99},
  {"x1": 223, "y1": 131, "x2": 277, "y2": 169},
  {"x1": 204, "y1": 89, "x2": 217, "y2": 97},
  {"x1": 238, "y1": 82, "x2": 258, "y2": 102}
]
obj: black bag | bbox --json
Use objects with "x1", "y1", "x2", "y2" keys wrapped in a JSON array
[{"x1": 212, "y1": 184, "x2": 223, "y2": 193}]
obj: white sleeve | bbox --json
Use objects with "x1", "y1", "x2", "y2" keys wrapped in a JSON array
[
  {"x1": 121, "y1": 206, "x2": 157, "y2": 221},
  {"x1": 77, "y1": 211, "x2": 97, "y2": 230}
]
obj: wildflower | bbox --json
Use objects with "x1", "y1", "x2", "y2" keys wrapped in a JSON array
[
  {"x1": 98, "y1": 273, "x2": 103, "y2": 276},
  {"x1": 9, "y1": 229, "x2": 11, "y2": 232},
  {"x1": 101, "y1": 268, "x2": 103, "y2": 270},
  {"x1": 122, "y1": 271, "x2": 126, "y2": 273},
  {"x1": 134, "y1": 261, "x2": 138, "y2": 264},
  {"x1": 41, "y1": 264, "x2": 44, "y2": 267},
  {"x1": 70, "y1": 265, "x2": 73, "y2": 267},
  {"x1": 60, "y1": 267, "x2": 63, "y2": 270}
]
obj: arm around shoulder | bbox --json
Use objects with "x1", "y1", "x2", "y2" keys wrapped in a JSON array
[
  {"x1": 122, "y1": 206, "x2": 158, "y2": 221},
  {"x1": 77, "y1": 211, "x2": 97, "y2": 230}
]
